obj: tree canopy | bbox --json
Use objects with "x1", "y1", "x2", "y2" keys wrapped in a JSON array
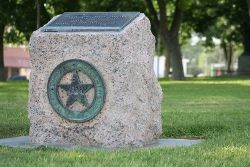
[
  {"x1": 0, "y1": 0, "x2": 51, "y2": 81},
  {"x1": 0, "y1": 0, "x2": 17, "y2": 81},
  {"x1": 184, "y1": 0, "x2": 249, "y2": 72}
]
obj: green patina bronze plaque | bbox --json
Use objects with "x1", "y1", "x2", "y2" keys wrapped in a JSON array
[{"x1": 47, "y1": 59, "x2": 106, "y2": 122}]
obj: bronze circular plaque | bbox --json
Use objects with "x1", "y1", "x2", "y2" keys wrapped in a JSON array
[{"x1": 47, "y1": 59, "x2": 106, "y2": 122}]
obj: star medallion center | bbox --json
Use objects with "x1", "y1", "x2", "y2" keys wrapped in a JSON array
[{"x1": 58, "y1": 71, "x2": 94, "y2": 108}]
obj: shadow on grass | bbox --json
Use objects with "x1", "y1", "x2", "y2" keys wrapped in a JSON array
[
  {"x1": 161, "y1": 123, "x2": 229, "y2": 139},
  {"x1": 0, "y1": 124, "x2": 29, "y2": 139}
]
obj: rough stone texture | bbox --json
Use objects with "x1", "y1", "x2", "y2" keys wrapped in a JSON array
[{"x1": 28, "y1": 13, "x2": 162, "y2": 148}]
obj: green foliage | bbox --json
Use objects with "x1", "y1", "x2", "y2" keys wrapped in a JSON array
[
  {"x1": 184, "y1": 0, "x2": 248, "y2": 48},
  {"x1": 14, "y1": 0, "x2": 51, "y2": 41},
  {"x1": 45, "y1": 0, "x2": 81, "y2": 16},
  {"x1": 177, "y1": 0, "x2": 194, "y2": 10},
  {"x1": 80, "y1": 0, "x2": 145, "y2": 12},
  {"x1": 1, "y1": 0, "x2": 85, "y2": 45},
  {"x1": 0, "y1": 0, "x2": 51, "y2": 44},
  {"x1": 0, "y1": 0, "x2": 16, "y2": 25},
  {"x1": 3, "y1": 28, "x2": 27, "y2": 45},
  {"x1": 1, "y1": 0, "x2": 146, "y2": 45}
]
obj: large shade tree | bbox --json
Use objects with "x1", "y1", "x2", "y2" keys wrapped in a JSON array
[
  {"x1": 0, "y1": 0, "x2": 17, "y2": 81},
  {"x1": 144, "y1": 0, "x2": 191, "y2": 80},
  {"x1": 184, "y1": 0, "x2": 249, "y2": 72},
  {"x1": 4, "y1": 0, "x2": 249, "y2": 80},
  {"x1": 0, "y1": 0, "x2": 51, "y2": 81},
  {"x1": 0, "y1": 0, "x2": 81, "y2": 81},
  {"x1": 81, "y1": 0, "x2": 188, "y2": 80},
  {"x1": 0, "y1": 0, "x2": 191, "y2": 81}
]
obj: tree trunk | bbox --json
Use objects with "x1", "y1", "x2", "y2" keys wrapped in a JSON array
[
  {"x1": 0, "y1": 24, "x2": 6, "y2": 81},
  {"x1": 163, "y1": 33, "x2": 185, "y2": 80},
  {"x1": 223, "y1": 41, "x2": 234, "y2": 73},
  {"x1": 144, "y1": 0, "x2": 185, "y2": 80},
  {"x1": 222, "y1": 41, "x2": 228, "y2": 61},
  {"x1": 247, "y1": 0, "x2": 250, "y2": 18},
  {"x1": 164, "y1": 47, "x2": 171, "y2": 78},
  {"x1": 37, "y1": 0, "x2": 41, "y2": 29},
  {"x1": 227, "y1": 43, "x2": 234, "y2": 73}
]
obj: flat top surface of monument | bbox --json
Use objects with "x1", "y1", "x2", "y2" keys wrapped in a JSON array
[{"x1": 41, "y1": 12, "x2": 140, "y2": 32}]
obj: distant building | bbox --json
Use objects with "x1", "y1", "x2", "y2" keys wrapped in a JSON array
[
  {"x1": 4, "y1": 47, "x2": 31, "y2": 80},
  {"x1": 154, "y1": 56, "x2": 190, "y2": 78}
]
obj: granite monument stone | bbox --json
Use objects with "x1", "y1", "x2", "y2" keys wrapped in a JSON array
[{"x1": 28, "y1": 12, "x2": 162, "y2": 148}]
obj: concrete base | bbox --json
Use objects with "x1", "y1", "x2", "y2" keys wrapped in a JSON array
[{"x1": 0, "y1": 136, "x2": 203, "y2": 150}]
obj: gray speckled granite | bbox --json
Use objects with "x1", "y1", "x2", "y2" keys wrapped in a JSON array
[{"x1": 28, "y1": 13, "x2": 162, "y2": 148}]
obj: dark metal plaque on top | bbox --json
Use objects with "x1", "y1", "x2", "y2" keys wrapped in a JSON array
[{"x1": 41, "y1": 12, "x2": 140, "y2": 32}]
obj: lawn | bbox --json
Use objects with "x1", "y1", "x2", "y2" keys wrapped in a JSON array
[{"x1": 0, "y1": 77, "x2": 250, "y2": 166}]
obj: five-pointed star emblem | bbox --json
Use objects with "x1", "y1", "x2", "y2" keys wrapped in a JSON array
[{"x1": 58, "y1": 71, "x2": 94, "y2": 108}]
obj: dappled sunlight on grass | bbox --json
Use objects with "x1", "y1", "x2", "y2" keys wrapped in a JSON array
[
  {"x1": 160, "y1": 77, "x2": 250, "y2": 141},
  {"x1": 160, "y1": 77, "x2": 250, "y2": 100}
]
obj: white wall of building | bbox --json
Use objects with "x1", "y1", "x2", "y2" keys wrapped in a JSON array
[{"x1": 154, "y1": 56, "x2": 190, "y2": 78}]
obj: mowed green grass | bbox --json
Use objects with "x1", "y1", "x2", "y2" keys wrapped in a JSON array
[
  {"x1": 0, "y1": 77, "x2": 250, "y2": 167},
  {"x1": 0, "y1": 81, "x2": 29, "y2": 138}
]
